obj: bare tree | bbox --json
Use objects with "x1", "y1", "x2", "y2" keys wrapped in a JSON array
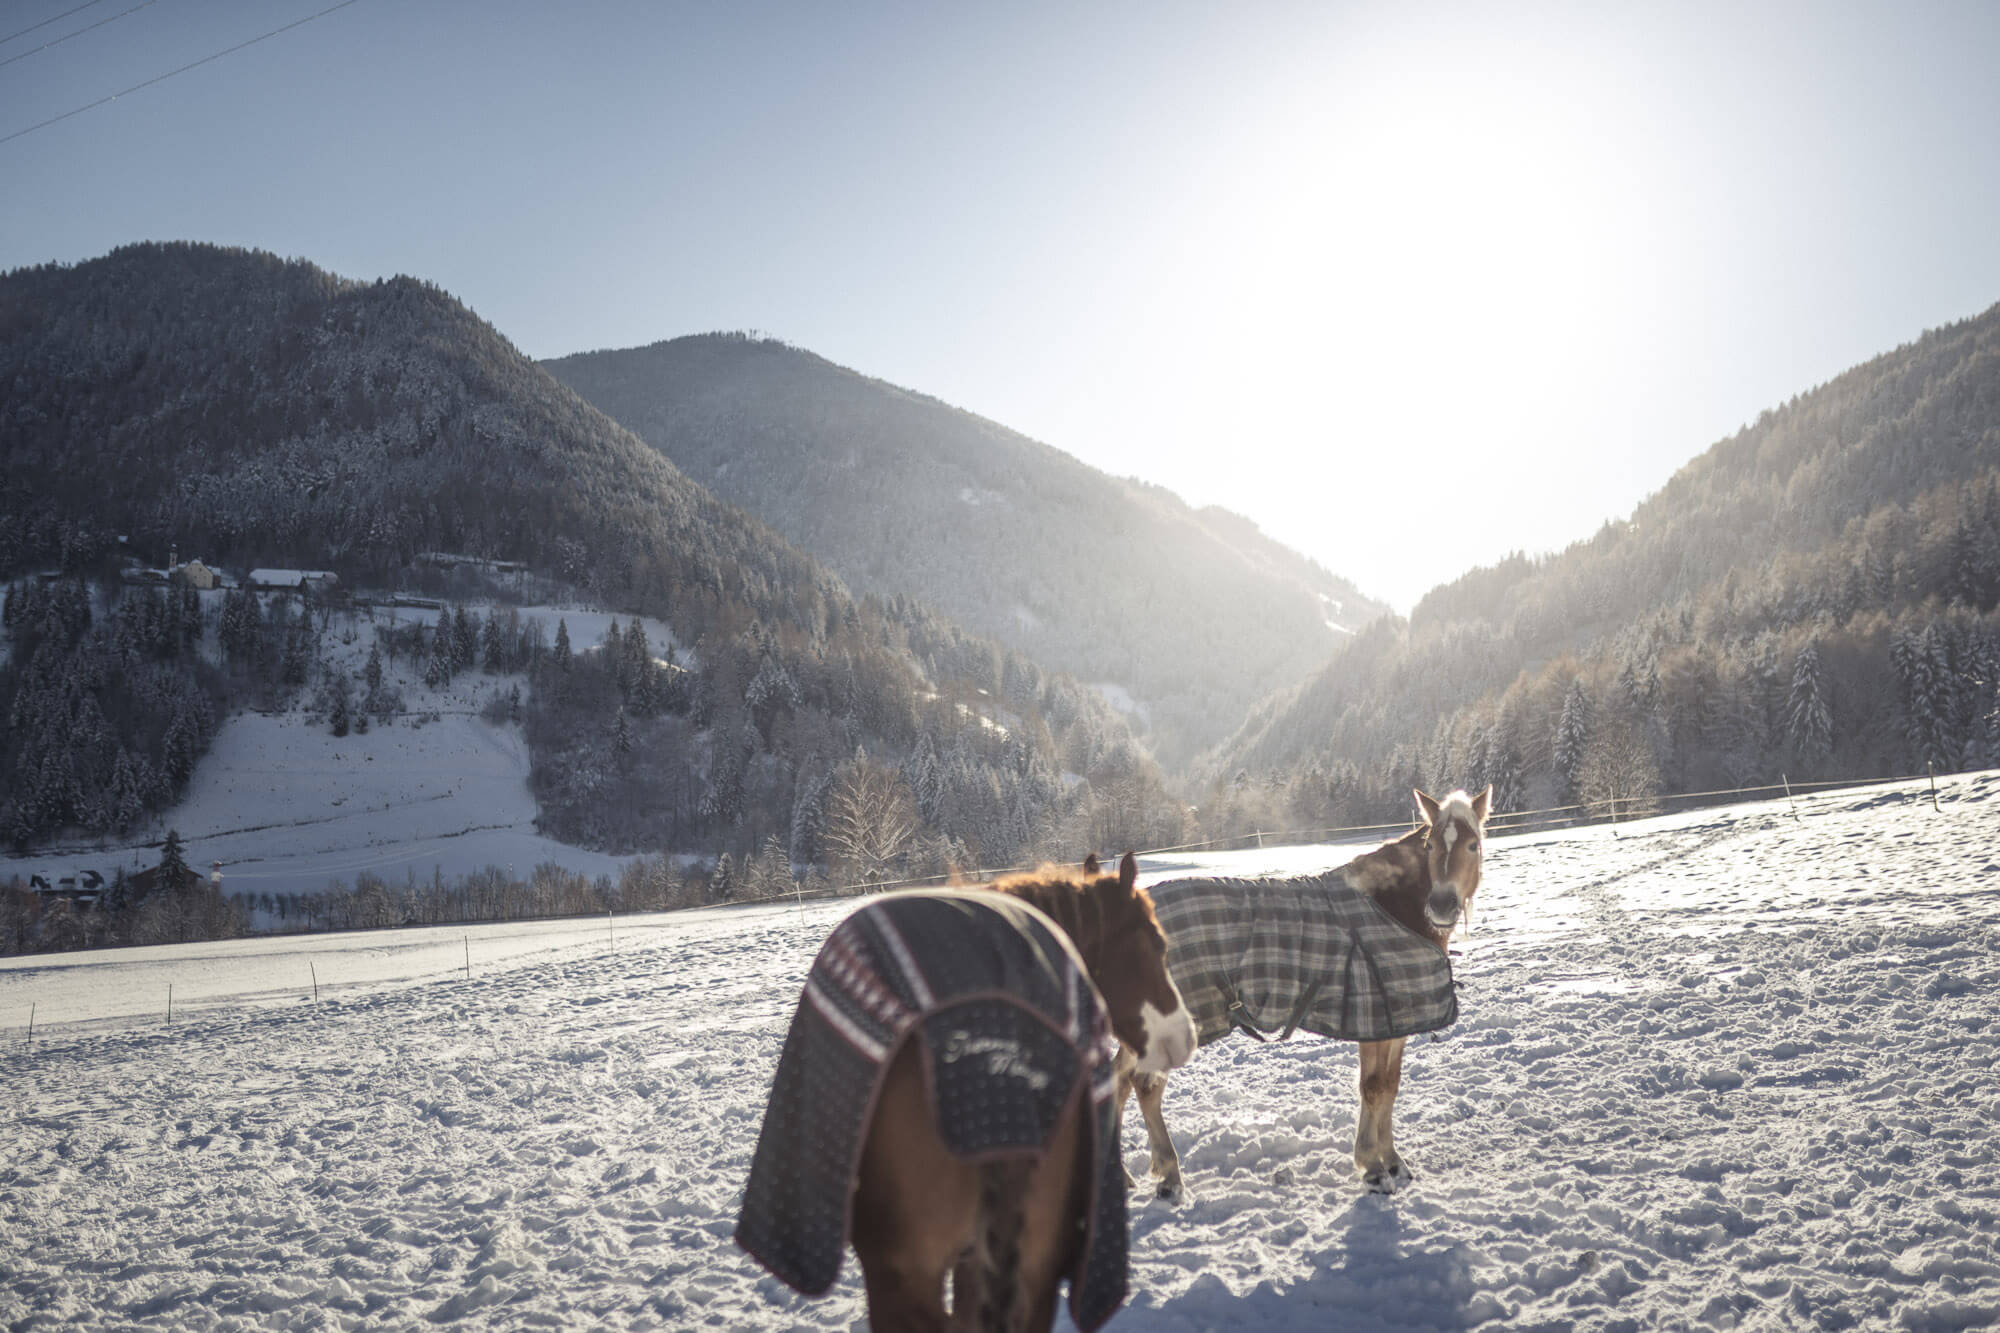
[
  {"x1": 1580, "y1": 720, "x2": 1662, "y2": 821},
  {"x1": 822, "y1": 756, "x2": 920, "y2": 888}
]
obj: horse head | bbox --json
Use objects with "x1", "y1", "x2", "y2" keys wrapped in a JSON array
[
  {"x1": 1075, "y1": 852, "x2": 1195, "y2": 1075},
  {"x1": 1415, "y1": 786, "x2": 1492, "y2": 934}
]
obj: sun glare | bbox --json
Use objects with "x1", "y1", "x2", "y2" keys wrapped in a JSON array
[{"x1": 1130, "y1": 27, "x2": 1688, "y2": 607}]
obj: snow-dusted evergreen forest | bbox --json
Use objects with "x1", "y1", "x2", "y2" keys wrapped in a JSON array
[
  {"x1": 1, "y1": 245, "x2": 1204, "y2": 955},
  {"x1": 6, "y1": 250, "x2": 2000, "y2": 964},
  {"x1": 6, "y1": 776, "x2": 1996, "y2": 1329}
]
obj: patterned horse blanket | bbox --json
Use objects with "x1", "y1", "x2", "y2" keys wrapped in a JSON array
[
  {"x1": 1151, "y1": 869, "x2": 1458, "y2": 1046},
  {"x1": 735, "y1": 890, "x2": 1127, "y2": 1332}
]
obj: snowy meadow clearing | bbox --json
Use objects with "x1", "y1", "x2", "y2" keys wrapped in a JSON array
[{"x1": 4, "y1": 775, "x2": 1998, "y2": 1330}]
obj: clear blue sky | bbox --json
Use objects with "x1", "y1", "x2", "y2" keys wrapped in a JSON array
[{"x1": 6, "y1": 0, "x2": 1999, "y2": 612}]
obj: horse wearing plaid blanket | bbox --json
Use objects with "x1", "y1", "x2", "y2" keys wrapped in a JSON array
[
  {"x1": 1120, "y1": 787, "x2": 1491, "y2": 1196},
  {"x1": 737, "y1": 854, "x2": 1196, "y2": 1333}
]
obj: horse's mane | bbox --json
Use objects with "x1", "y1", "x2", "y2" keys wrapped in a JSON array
[{"x1": 982, "y1": 863, "x2": 1158, "y2": 970}]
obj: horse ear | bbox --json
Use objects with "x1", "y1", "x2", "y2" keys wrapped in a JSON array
[
  {"x1": 1118, "y1": 851, "x2": 1137, "y2": 889},
  {"x1": 1414, "y1": 789, "x2": 1442, "y2": 825},
  {"x1": 1472, "y1": 785, "x2": 1492, "y2": 823},
  {"x1": 1083, "y1": 852, "x2": 1101, "y2": 875}
]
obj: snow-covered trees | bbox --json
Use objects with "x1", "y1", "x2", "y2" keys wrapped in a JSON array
[
  {"x1": 1554, "y1": 681, "x2": 1593, "y2": 805},
  {"x1": 1786, "y1": 640, "x2": 1832, "y2": 769}
]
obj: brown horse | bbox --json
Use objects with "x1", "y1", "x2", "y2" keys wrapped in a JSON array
[
  {"x1": 1119, "y1": 786, "x2": 1490, "y2": 1197},
  {"x1": 738, "y1": 853, "x2": 1195, "y2": 1333}
]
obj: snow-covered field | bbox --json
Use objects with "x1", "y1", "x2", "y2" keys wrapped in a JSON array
[{"x1": 4, "y1": 774, "x2": 1998, "y2": 1330}]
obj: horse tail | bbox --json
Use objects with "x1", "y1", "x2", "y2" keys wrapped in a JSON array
[{"x1": 975, "y1": 1158, "x2": 1030, "y2": 1333}]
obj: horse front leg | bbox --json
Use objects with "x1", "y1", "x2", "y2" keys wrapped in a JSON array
[
  {"x1": 1114, "y1": 1044, "x2": 1185, "y2": 1199},
  {"x1": 1354, "y1": 1037, "x2": 1410, "y2": 1193},
  {"x1": 1132, "y1": 1070, "x2": 1184, "y2": 1199},
  {"x1": 1113, "y1": 1045, "x2": 1143, "y2": 1190}
]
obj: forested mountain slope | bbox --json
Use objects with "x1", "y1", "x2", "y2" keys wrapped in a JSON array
[
  {"x1": 0, "y1": 244, "x2": 1178, "y2": 869},
  {"x1": 1200, "y1": 303, "x2": 2000, "y2": 835},
  {"x1": 543, "y1": 334, "x2": 1388, "y2": 765}
]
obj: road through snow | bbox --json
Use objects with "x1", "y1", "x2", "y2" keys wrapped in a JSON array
[{"x1": 3, "y1": 774, "x2": 1997, "y2": 1330}]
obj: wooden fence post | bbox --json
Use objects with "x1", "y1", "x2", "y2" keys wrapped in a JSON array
[{"x1": 1927, "y1": 763, "x2": 1941, "y2": 812}]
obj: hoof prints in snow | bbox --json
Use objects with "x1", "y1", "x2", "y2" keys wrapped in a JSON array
[{"x1": 3, "y1": 774, "x2": 1999, "y2": 1329}]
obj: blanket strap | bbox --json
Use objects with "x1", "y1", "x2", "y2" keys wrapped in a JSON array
[
  {"x1": 1219, "y1": 974, "x2": 1330, "y2": 1044},
  {"x1": 1217, "y1": 979, "x2": 1268, "y2": 1043},
  {"x1": 1275, "y1": 975, "x2": 1328, "y2": 1042}
]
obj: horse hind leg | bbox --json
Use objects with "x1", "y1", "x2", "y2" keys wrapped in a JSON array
[
  {"x1": 953, "y1": 1100, "x2": 1086, "y2": 1333},
  {"x1": 852, "y1": 1043, "x2": 975, "y2": 1331}
]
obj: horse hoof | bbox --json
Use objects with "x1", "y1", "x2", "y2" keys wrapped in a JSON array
[{"x1": 1155, "y1": 1179, "x2": 1182, "y2": 1201}]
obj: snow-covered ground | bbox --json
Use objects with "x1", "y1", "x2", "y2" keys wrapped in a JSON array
[
  {"x1": 4, "y1": 774, "x2": 1998, "y2": 1330},
  {"x1": 0, "y1": 602, "x2": 678, "y2": 902}
]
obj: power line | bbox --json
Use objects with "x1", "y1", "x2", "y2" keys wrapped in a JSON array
[
  {"x1": 0, "y1": 0, "x2": 106, "y2": 47},
  {"x1": 0, "y1": 0, "x2": 361, "y2": 148},
  {"x1": 0, "y1": 0, "x2": 159, "y2": 72}
]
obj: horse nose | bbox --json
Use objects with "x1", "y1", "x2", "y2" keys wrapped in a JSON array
[
  {"x1": 1135, "y1": 998, "x2": 1197, "y2": 1075},
  {"x1": 1427, "y1": 888, "x2": 1460, "y2": 922}
]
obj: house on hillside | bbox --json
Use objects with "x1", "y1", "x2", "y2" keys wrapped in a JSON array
[
  {"x1": 415, "y1": 551, "x2": 527, "y2": 574},
  {"x1": 249, "y1": 568, "x2": 340, "y2": 595},
  {"x1": 121, "y1": 862, "x2": 209, "y2": 899},
  {"x1": 171, "y1": 559, "x2": 217, "y2": 590},
  {"x1": 28, "y1": 869, "x2": 106, "y2": 909}
]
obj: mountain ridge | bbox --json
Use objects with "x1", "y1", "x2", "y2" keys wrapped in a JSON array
[
  {"x1": 542, "y1": 332, "x2": 1391, "y2": 765},
  {"x1": 0, "y1": 242, "x2": 1185, "y2": 869},
  {"x1": 1193, "y1": 300, "x2": 2000, "y2": 838}
]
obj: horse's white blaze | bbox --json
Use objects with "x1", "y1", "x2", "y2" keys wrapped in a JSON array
[{"x1": 1134, "y1": 998, "x2": 1196, "y2": 1075}]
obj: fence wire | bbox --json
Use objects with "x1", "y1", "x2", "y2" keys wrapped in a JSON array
[{"x1": 751, "y1": 769, "x2": 1943, "y2": 908}]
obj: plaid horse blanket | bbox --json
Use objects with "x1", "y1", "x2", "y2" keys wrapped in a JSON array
[
  {"x1": 1150, "y1": 868, "x2": 1458, "y2": 1046},
  {"x1": 735, "y1": 890, "x2": 1128, "y2": 1332}
]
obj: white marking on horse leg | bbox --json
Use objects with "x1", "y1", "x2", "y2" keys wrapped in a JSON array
[
  {"x1": 1135, "y1": 1072, "x2": 1182, "y2": 1199},
  {"x1": 1371, "y1": 1039, "x2": 1411, "y2": 1190},
  {"x1": 1113, "y1": 1047, "x2": 1141, "y2": 1188},
  {"x1": 1353, "y1": 1051, "x2": 1381, "y2": 1172},
  {"x1": 1355, "y1": 1038, "x2": 1410, "y2": 1188},
  {"x1": 1133, "y1": 999, "x2": 1196, "y2": 1075}
]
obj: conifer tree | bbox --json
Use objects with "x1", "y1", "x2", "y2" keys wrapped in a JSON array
[
  {"x1": 451, "y1": 604, "x2": 477, "y2": 674},
  {"x1": 790, "y1": 763, "x2": 826, "y2": 865},
  {"x1": 329, "y1": 670, "x2": 352, "y2": 737},
  {"x1": 480, "y1": 610, "x2": 506, "y2": 673},
  {"x1": 423, "y1": 621, "x2": 451, "y2": 688},
  {"x1": 1786, "y1": 640, "x2": 1832, "y2": 767},
  {"x1": 1554, "y1": 680, "x2": 1593, "y2": 805},
  {"x1": 157, "y1": 827, "x2": 190, "y2": 893}
]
